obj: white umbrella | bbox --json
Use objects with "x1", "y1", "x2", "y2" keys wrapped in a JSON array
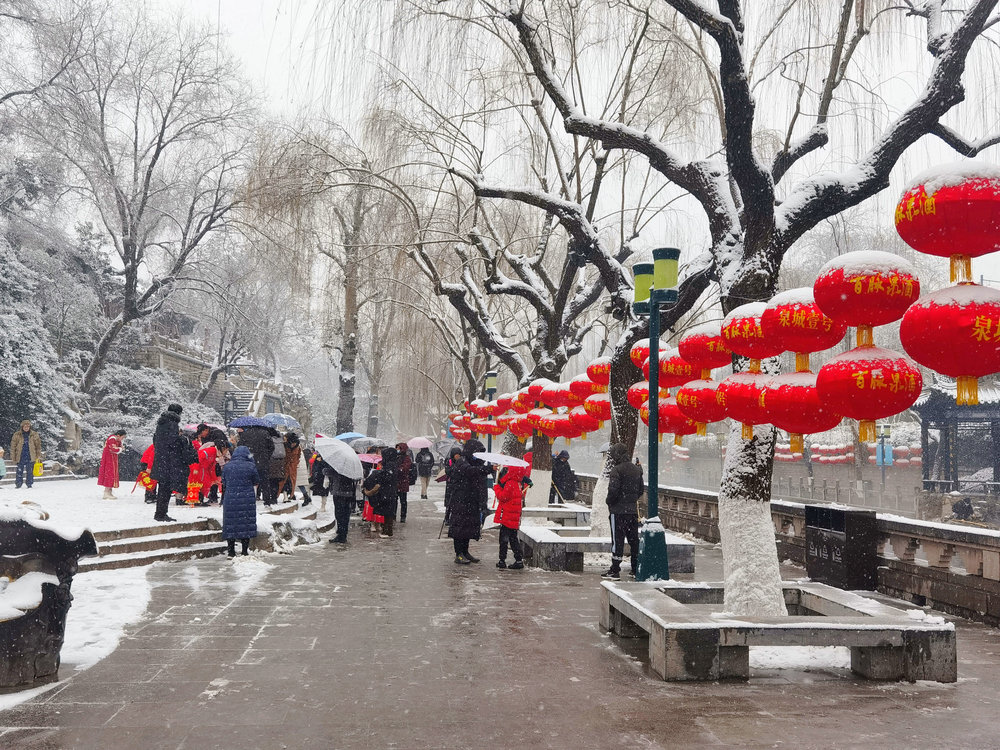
[
  {"x1": 406, "y1": 436, "x2": 433, "y2": 450},
  {"x1": 473, "y1": 452, "x2": 530, "y2": 468},
  {"x1": 314, "y1": 438, "x2": 364, "y2": 480}
]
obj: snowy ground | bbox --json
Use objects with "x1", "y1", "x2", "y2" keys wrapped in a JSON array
[{"x1": 0, "y1": 476, "x2": 306, "y2": 533}]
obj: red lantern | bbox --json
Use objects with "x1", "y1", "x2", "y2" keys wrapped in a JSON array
[
  {"x1": 467, "y1": 399, "x2": 486, "y2": 417},
  {"x1": 583, "y1": 393, "x2": 612, "y2": 425},
  {"x1": 447, "y1": 411, "x2": 461, "y2": 422},
  {"x1": 569, "y1": 405, "x2": 601, "y2": 438},
  {"x1": 630, "y1": 342, "x2": 651, "y2": 368},
  {"x1": 813, "y1": 251, "x2": 920, "y2": 344},
  {"x1": 900, "y1": 284, "x2": 1000, "y2": 405},
  {"x1": 660, "y1": 348, "x2": 697, "y2": 389},
  {"x1": 449, "y1": 426, "x2": 472, "y2": 441},
  {"x1": 540, "y1": 382, "x2": 570, "y2": 409},
  {"x1": 764, "y1": 372, "x2": 842, "y2": 453},
  {"x1": 660, "y1": 397, "x2": 697, "y2": 445},
  {"x1": 496, "y1": 414, "x2": 513, "y2": 431},
  {"x1": 678, "y1": 322, "x2": 731, "y2": 378},
  {"x1": 553, "y1": 413, "x2": 583, "y2": 443},
  {"x1": 721, "y1": 302, "x2": 784, "y2": 371},
  {"x1": 526, "y1": 408, "x2": 551, "y2": 429},
  {"x1": 528, "y1": 378, "x2": 554, "y2": 401},
  {"x1": 454, "y1": 413, "x2": 472, "y2": 429},
  {"x1": 508, "y1": 416, "x2": 533, "y2": 442},
  {"x1": 627, "y1": 381, "x2": 650, "y2": 409},
  {"x1": 675, "y1": 378, "x2": 727, "y2": 436},
  {"x1": 511, "y1": 390, "x2": 534, "y2": 414},
  {"x1": 761, "y1": 288, "x2": 847, "y2": 372},
  {"x1": 896, "y1": 166, "x2": 1000, "y2": 282},
  {"x1": 719, "y1": 371, "x2": 771, "y2": 440},
  {"x1": 816, "y1": 346, "x2": 922, "y2": 442},
  {"x1": 569, "y1": 374, "x2": 601, "y2": 401},
  {"x1": 586, "y1": 357, "x2": 612, "y2": 390},
  {"x1": 495, "y1": 394, "x2": 513, "y2": 413}
]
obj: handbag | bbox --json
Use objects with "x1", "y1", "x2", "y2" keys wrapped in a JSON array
[{"x1": 32, "y1": 460, "x2": 43, "y2": 477}]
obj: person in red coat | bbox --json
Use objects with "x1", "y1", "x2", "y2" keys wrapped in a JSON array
[
  {"x1": 139, "y1": 443, "x2": 157, "y2": 503},
  {"x1": 493, "y1": 462, "x2": 533, "y2": 569},
  {"x1": 98, "y1": 430, "x2": 126, "y2": 499}
]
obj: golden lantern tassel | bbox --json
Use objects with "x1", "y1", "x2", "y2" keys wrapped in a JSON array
[
  {"x1": 950, "y1": 254, "x2": 972, "y2": 284},
  {"x1": 859, "y1": 420, "x2": 876, "y2": 443},
  {"x1": 580, "y1": 433, "x2": 588, "y2": 441},
  {"x1": 790, "y1": 433, "x2": 804, "y2": 454},
  {"x1": 741, "y1": 423, "x2": 754, "y2": 440},
  {"x1": 856, "y1": 325, "x2": 874, "y2": 347},
  {"x1": 749, "y1": 359, "x2": 762, "y2": 374},
  {"x1": 701, "y1": 368, "x2": 712, "y2": 380},
  {"x1": 696, "y1": 422, "x2": 706, "y2": 436},
  {"x1": 674, "y1": 435, "x2": 683, "y2": 447},
  {"x1": 956, "y1": 375, "x2": 979, "y2": 406},
  {"x1": 658, "y1": 433, "x2": 664, "y2": 444},
  {"x1": 795, "y1": 353, "x2": 810, "y2": 373}
]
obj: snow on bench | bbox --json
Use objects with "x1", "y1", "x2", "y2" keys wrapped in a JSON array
[{"x1": 518, "y1": 524, "x2": 695, "y2": 573}]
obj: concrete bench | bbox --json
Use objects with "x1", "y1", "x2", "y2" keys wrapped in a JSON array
[
  {"x1": 518, "y1": 525, "x2": 695, "y2": 574},
  {"x1": 600, "y1": 581, "x2": 957, "y2": 683},
  {"x1": 519, "y1": 503, "x2": 591, "y2": 527}
]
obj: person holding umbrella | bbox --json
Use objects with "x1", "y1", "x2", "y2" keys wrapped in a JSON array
[
  {"x1": 415, "y1": 446, "x2": 435, "y2": 499},
  {"x1": 447, "y1": 439, "x2": 490, "y2": 564},
  {"x1": 235, "y1": 423, "x2": 274, "y2": 504}
]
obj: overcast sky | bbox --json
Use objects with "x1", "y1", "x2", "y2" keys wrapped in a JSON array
[{"x1": 156, "y1": 0, "x2": 1000, "y2": 286}]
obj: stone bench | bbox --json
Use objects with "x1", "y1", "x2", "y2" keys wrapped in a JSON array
[
  {"x1": 519, "y1": 503, "x2": 591, "y2": 527},
  {"x1": 600, "y1": 580, "x2": 957, "y2": 683},
  {"x1": 518, "y1": 525, "x2": 695, "y2": 574}
]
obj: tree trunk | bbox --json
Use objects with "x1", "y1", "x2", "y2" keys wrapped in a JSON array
[
  {"x1": 366, "y1": 392, "x2": 379, "y2": 437},
  {"x1": 79, "y1": 315, "x2": 129, "y2": 395}
]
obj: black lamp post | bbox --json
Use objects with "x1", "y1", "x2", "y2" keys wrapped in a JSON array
[
  {"x1": 485, "y1": 370, "x2": 498, "y2": 453},
  {"x1": 632, "y1": 247, "x2": 680, "y2": 581}
]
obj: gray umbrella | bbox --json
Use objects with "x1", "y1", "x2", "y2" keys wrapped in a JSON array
[{"x1": 348, "y1": 437, "x2": 390, "y2": 454}]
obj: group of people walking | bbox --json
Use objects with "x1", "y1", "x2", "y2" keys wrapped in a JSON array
[{"x1": 7, "y1": 407, "x2": 643, "y2": 576}]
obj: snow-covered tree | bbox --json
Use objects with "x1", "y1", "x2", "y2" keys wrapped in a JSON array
[{"x1": 0, "y1": 244, "x2": 71, "y2": 452}]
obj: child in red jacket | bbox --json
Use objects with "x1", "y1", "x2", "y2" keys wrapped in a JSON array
[{"x1": 493, "y1": 464, "x2": 532, "y2": 569}]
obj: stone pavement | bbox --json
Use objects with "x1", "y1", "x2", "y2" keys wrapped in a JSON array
[{"x1": 3, "y1": 488, "x2": 1000, "y2": 749}]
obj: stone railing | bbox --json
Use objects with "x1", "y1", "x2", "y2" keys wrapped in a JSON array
[{"x1": 577, "y1": 474, "x2": 1000, "y2": 627}]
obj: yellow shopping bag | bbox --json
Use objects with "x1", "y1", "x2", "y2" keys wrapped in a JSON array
[{"x1": 32, "y1": 460, "x2": 43, "y2": 477}]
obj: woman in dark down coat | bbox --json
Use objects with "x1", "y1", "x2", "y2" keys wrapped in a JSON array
[
  {"x1": 442, "y1": 445, "x2": 463, "y2": 524},
  {"x1": 367, "y1": 447, "x2": 400, "y2": 537},
  {"x1": 447, "y1": 439, "x2": 490, "y2": 564},
  {"x1": 221, "y1": 445, "x2": 259, "y2": 557}
]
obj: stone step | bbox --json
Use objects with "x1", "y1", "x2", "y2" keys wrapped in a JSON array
[
  {"x1": 262, "y1": 501, "x2": 300, "y2": 516},
  {"x1": 97, "y1": 529, "x2": 222, "y2": 556},
  {"x1": 93, "y1": 519, "x2": 215, "y2": 543},
  {"x1": 79, "y1": 542, "x2": 227, "y2": 572}
]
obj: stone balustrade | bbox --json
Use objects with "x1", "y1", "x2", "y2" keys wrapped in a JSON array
[{"x1": 578, "y1": 474, "x2": 1000, "y2": 626}]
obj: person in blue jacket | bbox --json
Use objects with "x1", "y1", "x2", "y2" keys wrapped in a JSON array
[{"x1": 221, "y1": 445, "x2": 259, "y2": 557}]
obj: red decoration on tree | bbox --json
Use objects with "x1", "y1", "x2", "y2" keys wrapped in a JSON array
[
  {"x1": 764, "y1": 372, "x2": 842, "y2": 453},
  {"x1": 511, "y1": 390, "x2": 534, "y2": 414},
  {"x1": 526, "y1": 408, "x2": 552, "y2": 429},
  {"x1": 540, "y1": 382, "x2": 570, "y2": 409},
  {"x1": 630, "y1": 342, "x2": 651, "y2": 368},
  {"x1": 586, "y1": 357, "x2": 612, "y2": 390},
  {"x1": 676, "y1": 378, "x2": 727, "y2": 436},
  {"x1": 508, "y1": 416, "x2": 533, "y2": 442},
  {"x1": 813, "y1": 251, "x2": 920, "y2": 341},
  {"x1": 719, "y1": 372, "x2": 771, "y2": 440},
  {"x1": 678, "y1": 322, "x2": 731, "y2": 378},
  {"x1": 527, "y1": 379, "x2": 554, "y2": 401},
  {"x1": 761, "y1": 288, "x2": 847, "y2": 372},
  {"x1": 583, "y1": 393, "x2": 612, "y2": 426},
  {"x1": 900, "y1": 284, "x2": 1000, "y2": 405},
  {"x1": 659, "y1": 348, "x2": 697, "y2": 389},
  {"x1": 816, "y1": 347, "x2": 922, "y2": 442},
  {"x1": 896, "y1": 166, "x2": 1000, "y2": 282},
  {"x1": 569, "y1": 374, "x2": 601, "y2": 401},
  {"x1": 627, "y1": 381, "x2": 650, "y2": 410},
  {"x1": 639, "y1": 398, "x2": 696, "y2": 444},
  {"x1": 721, "y1": 302, "x2": 783, "y2": 372},
  {"x1": 449, "y1": 426, "x2": 471, "y2": 441},
  {"x1": 569, "y1": 406, "x2": 601, "y2": 438}
]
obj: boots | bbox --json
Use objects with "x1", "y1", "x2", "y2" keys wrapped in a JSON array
[
  {"x1": 240, "y1": 539, "x2": 250, "y2": 556},
  {"x1": 380, "y1": 517, "x2": 394, "y2": 538},
  {"x1": 227, "y1": 540, "x2": 236, "y2": 558},
  {"x1": 102, "y1": 487, "x2": 114, "y2": 500}
]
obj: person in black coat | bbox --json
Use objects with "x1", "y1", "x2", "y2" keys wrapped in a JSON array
[
  {"x1": 221, "y1": 445, "x2": 259, "y2": 557},
  {"x1": 442, "y1": 445, "x2": 463, "y2": 524},
  {"x1": 549, "y1": 449, "x2": 577, "y2": 504},
  {"x1": 325, "y1": 465, "x2": 358, "y2": 544},
  {"x1": 602, "y1": 443, "x2": 644, "y2": 580},
  {"x1": 237, "y1": 425, "x2": 273, "y2": 503},
  {"x1": 150, "y1": 403, "x2": 186, "y2": 522},
  {"x1": 447, "y1": 439, "x2": 490, "y2": 564},
  {"x1": 365, "y1": 447, "x2": 400, "y2": 538}
]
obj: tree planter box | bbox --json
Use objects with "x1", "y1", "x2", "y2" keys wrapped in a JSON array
[
  {"x1": 600, "y1": 580, "x2": 957, "y2": 683},
  {"x1": 519, "y1": 525, "x2": 695, "y2": 573}
]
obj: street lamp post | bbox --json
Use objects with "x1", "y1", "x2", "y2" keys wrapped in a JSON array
[
  {"x1": 485, "y1": 370, "x2": 498, "y2": 454},
  {"x1": 877, "y1": 424, "x2": 893, "y2": 488},
  {"x1": 632, "y1": 247, "x2": 680, "y2": 581}
]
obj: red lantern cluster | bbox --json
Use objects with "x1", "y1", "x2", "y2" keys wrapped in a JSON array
[
  {"x1": 896, "y1": 165, "x2": 1000, "y2": 405},
  {"x1": 763, "y1": 372, "x2": 842, "y2": 453},
  {"x1": 814, "y1": 251, "x2": 923, "y2": 442},
  {"x1": 677, "y1": 322, "x2": 731, "y2": 379},
  {"x1": 762, "y1": 288, "x2": 846, "y2": 372},
  {"x1": 675, "y1": 378, "x2": 727, "y2": 436},
  {"x1": 721, "y1": 302, "x2": 783, "y2": 370}
]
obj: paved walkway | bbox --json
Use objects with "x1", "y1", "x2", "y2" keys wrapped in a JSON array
[{"x1": 3, "y1": 487, "x2": 1000, "y2": 748}]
